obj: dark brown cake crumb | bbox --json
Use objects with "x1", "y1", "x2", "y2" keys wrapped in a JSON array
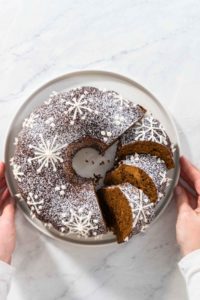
[
  {"x1": 94, "y1": 174, "x2": 102, "y2": 184},
  {"x1": 98, "y1": 185, "x2": 133, "y2": 243},
  {"x1": 117, "y1": 141, "x2": 174, "y2": 169}
]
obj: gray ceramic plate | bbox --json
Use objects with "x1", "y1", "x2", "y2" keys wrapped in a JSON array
[{"x1": 5, "y1": 70, "x2": 180, "y2": 245}]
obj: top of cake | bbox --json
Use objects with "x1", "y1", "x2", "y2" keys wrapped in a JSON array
[
  {"x1": 10, "y1": 86, "x2": 146, "y2": 238},
  {"x1": 10, "y1": 85, "x2": 175, "y2": 242},
  {"x1": 120, "y1": 114, "x2": 172, "y2": 149}
]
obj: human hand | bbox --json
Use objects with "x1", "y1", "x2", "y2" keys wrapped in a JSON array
[
  {"x1": 175, "y1": 156, "x2": 200, "y2": 257},
  {"x1": 0, "y1": 162, "x2": 16, "y2": 264}
]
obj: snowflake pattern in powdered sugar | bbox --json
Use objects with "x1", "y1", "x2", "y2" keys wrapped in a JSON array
[
  {"x1": 120, "y1": 184, "x2": 155, "y2": 234},
  {"x1": 134, "y1": 115, "x2": 168, "y2": 144},
  {"x1": 100, "y1": 130, "x2": 112, "y2": 142},
  {"x1": 64, "y1": 94, "x2": 98, "y2": 125},
  {"x1": 28, "y1": 134, "x2": 67, "y2": 173},
  {"x1": 13, "y1": 137, "x2": 18, "y2": 146},
  {"x1": 15, "y1": 193, "x2": 24, "y2": 202},
  {"x1": 55, "y1": 184, "x2": 67, "y2": 196},
  {"x1": 113, "y1": 114, "x2": 125, "y2": 126},
  {"x1": 61, "y1": 208, "x2": 99, "y2": 237},
  {"x1": 121, "y1": 114, "x2": 171, "y2": 147},
  {"x1": 23, "y1": 113, "x2": 39, "y2": 129},
  {"x1": 170, "y1": 143, "x2": 176, "y2": 154},
  {"x1": 45, "y1": 117, "x2": 55, "y2": 128},
  {"x1": 27, "y1": 192, "x2": 44, "y2": 215},
  {"x1": 11, "y1": 163, "x2": 24, "y2": 182},
  {"x1": 43, "y1": 222, "x2": 52, "y2": 229},
  {"x1": 9, "y1": 157, "x2": 14, "y2": 166},
  {"x1": 112, "y1": 93, "x2": 130, "y2": 108},
  {"x1": 159, "y1": 171, "x2": 172, "y2": 187}
]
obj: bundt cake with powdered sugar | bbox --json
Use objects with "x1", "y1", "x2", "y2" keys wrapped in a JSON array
[
  {"x1": 10, "y1": 86, "x2": 146, "y2": 238},
  {"x1": 9, "y1": 86, "x2": 175, "y2": 243}
]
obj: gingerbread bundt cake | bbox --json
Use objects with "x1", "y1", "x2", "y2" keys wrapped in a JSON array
[
  {"x1": 10, "y1": 86, "x2": 175, "y2": 242},
  {"x1": 10, "y1": 86, "x2": 146, "y2": 238}
]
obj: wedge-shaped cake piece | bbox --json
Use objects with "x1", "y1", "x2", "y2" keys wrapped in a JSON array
[
  {"x1": 105, "y1": 161, "x2": 158, "y2": 202},
  {"x1": 123, "y1": 153, "x2": 172, "y2": 199},
  {"x1": 117, "y1": 140, "x2": 174, "y2": 169},
  {"x1": 98, "y1": 183, "x2": 155, "y2": 243}
]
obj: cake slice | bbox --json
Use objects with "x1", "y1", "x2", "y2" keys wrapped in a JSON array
[
  {"x1": 105, "y1": 152, "x2": 171, "y2": 202},
  {"x1": 98, "y1": 183, "x2": 155, "y2": 243},
  {"x1": 104, "y1": 162, "x2": 158, "y2": 202},
  {"x1": 123, "y1": 153, "x2": 171, "y2": 199},
  {"x1": 117, "y1": 140, "x2": 174, "y2": 169}
]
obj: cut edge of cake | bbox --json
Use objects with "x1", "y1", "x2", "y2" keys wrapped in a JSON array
[
  {"x1": 104, "y1": 163, "x2": 158, "y2": 202},
  {"x1": 117, "y1": 140, "x2": 174, "y2": 169},
  {"x1": 98, "y1": 183, "x2": 156, "y2": 243}
]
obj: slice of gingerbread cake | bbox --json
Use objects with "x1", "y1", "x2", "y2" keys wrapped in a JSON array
[{"x1": 98, "y1": 183, "x2": 156, "y2": 243}]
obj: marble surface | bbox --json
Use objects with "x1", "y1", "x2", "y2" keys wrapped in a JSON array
[{"x1": 1, "y1": 0, "x2": 200, "y2": 299}]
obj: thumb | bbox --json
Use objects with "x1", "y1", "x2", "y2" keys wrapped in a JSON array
[
  {"x1": 175, "y1": 185, "x2": 192, "y2": 213},
  {"x1": 197, "y1": 195, "x2": 200, "y2": 209}
]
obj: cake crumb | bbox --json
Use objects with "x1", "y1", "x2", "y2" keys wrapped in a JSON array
[{"x1": 93, "y1": 174, "x2": 102, "y2": 184}]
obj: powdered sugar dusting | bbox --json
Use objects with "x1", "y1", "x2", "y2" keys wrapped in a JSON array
[
  {"x1": 12, "y1": 86, "x2": 145, "y2": 237},
  {"x1": 61, "y1": 207, "x2": 99, "y2": 237},
  {"x1": 121, "y1": 114, "x2": 171, "y2": 148}
]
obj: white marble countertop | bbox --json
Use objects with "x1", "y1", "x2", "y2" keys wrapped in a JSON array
[{"x1": 1, "y1": 0, "x2": 200, "y2": 299}]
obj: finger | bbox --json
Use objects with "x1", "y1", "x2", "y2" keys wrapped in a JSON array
[
  {"x1": 178, "y1": 177, "x2": 198, "y2": 209},
  {"x1": 197, "y1": 195, "x2": 200, "y2": 209},
  {"x1": 179, "y1": 178, "x2": 198, "y2": 209},
  {"x1": 179, "y1": 182, "x2": 197, "y2": 209},
  {"x1": 186, "y1": 189, "x2": 197, "y2": 210},
  {"x1": 180, "y1": 169, "x2": 195, "y2": 190},
  {"x1": 0, "y1": 178, "x2": 6, "y2": 189},
  {"x1": 0, "y1": 198, "x2": 15, "y2": 226},
  {"x1": 0, "y1": 162, "x2": 5, "y2": 179},
  {"x1": 180, "y1": 156, "x2": 200, "y2": 193},
  {"x1": 0, "y1": 187, "x2": 10, "y2": 207},
  {"x1": 175, "y1": 185, "x2": 192, "y2": 213}
]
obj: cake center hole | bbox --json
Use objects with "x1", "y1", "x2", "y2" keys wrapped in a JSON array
[{"x1": 72, "y1": 142, "x2": 117, "y2": 187}]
